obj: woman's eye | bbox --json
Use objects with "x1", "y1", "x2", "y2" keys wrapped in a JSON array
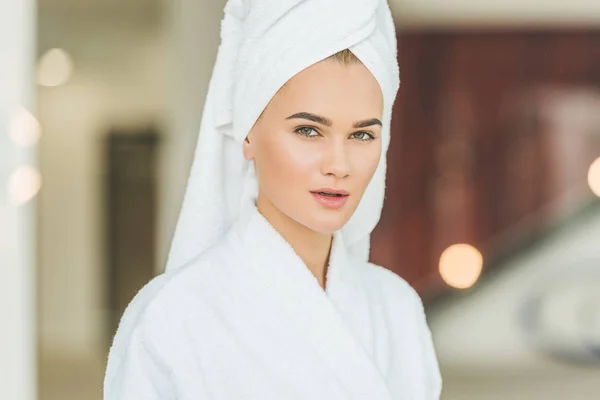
[
  {"x1": 295, "y1": 127, "x2": 319, "y2": 138},
  {"x1": 351, "y1": 131, "x2": 375, "y2": 141}
]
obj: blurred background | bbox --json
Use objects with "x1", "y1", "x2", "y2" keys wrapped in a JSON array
[{"x1": 1, "y1": 0, "x2": 600, "y2": 399}]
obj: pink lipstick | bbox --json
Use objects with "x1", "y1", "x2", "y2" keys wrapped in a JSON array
[{"x1": 310, "y1": 188, "x2": 349, "y2": 209}]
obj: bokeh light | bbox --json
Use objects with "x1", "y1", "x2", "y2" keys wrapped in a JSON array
[
  {"x1": 439, "y1": 243, "x2": 483, "y2": 289},
  {"x1": 588, "y1": 157, "x2": 600, "y2": 197},
  {"x1": 37, "y1": 48, "x2": 73, "y2": 87},
  {"x1": 7, "y1": 165, "x2": 42, "y2": 206},
  {"x1": 9, "y1": 107, "x2": 41, "y2": 147}
]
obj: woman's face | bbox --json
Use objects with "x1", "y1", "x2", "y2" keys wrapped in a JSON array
[{"x1": 244, "y1": 58, "x2": 384, "y2": 234}]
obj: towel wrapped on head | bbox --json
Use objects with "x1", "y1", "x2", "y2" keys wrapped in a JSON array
[{"x1": 166, "y1": 0, "x2": 400, "y2": 272}]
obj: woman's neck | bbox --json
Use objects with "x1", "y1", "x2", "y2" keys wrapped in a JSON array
[{"x1": 256, "y1": 196, "x2": 333, "y2": 290}]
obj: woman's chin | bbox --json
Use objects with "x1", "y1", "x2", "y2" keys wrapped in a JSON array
[{"x1": 304, "y1": 212, "x2": 352, "y2": 234}]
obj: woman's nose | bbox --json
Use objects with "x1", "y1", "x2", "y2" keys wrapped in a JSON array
[{"x1": 321, "y1": 140, "x2": 351, "y2": 178}]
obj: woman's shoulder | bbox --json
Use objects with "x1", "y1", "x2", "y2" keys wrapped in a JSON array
[
  {"x1": 104, "y1": 248, "x2": 230, "y2": 398},
  {"x1": 109, "y1": 247, "x2": 228, "y2": 349}
]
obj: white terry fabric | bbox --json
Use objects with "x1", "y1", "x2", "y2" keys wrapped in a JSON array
[
  {"x1": 165, "y1": 0, "x2": 400, "y2": 271},
  {"x1": 104, "y1": 203, "x2": 442, "y2": 399}
]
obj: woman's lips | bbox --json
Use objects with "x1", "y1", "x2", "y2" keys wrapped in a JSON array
[{"x1": 310, "y1": 191, "x2": 349, "y2": 209}]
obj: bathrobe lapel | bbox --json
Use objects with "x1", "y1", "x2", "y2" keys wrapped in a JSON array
[{"x1": 229, "y1": 206, "x2": 394, "y2": 400}]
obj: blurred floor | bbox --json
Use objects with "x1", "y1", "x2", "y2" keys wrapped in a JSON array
[
  {"x1": 39, "y1": 354, "x2": 600, "y2": 400},
  {"x1": 441, "y1": 365, "x2": 600, "y2": 400},
  {"x1": 39, "y1": 354, "x2": 104, "y2": 400}
]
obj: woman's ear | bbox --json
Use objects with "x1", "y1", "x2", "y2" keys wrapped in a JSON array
[{"x1": 242, "y1": 134, "x2": 254, "y2": 161}]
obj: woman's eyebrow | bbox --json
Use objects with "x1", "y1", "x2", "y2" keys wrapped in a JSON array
[
  {"x1": 353, "y1": 118, "x2": 382, "y2": 128},
  {"x1": 286, "y1": 112, "x2": 382, "y2": 128},
  {"x1": 286, "y1": 112, "x2": 332, "y2": 126}
]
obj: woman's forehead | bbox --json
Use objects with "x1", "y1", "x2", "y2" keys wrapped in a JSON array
[{"x1": 267, "y1": 60, "x2": 384, "y2": 121}]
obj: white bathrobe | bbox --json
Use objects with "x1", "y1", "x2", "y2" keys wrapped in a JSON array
[{"x1": 104, "y1": 203, "x2": 442, "y2": 399}]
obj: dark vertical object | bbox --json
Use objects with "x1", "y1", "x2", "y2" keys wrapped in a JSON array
[{"x1": 106, "y1": 130, "x2": 159, "y2": 341}]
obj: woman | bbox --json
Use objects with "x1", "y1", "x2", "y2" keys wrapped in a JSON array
[{"x1": 104, "y1": 0, "x2": 442, "y2": 399}]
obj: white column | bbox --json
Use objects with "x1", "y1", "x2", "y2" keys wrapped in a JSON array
[{"x1": 0, "y1": 0, "x2": 38, "y2": 399}]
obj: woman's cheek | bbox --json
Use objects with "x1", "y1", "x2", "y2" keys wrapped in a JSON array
[
  {"x1": 261, "y1": 137, "x2": 312, "y2": 194},
  {"x1": 352, "y1": 144, "x2": 380, "y2": 182},
  {"x1": 280, "y1": 140, "x2": 321, "y2": 177}
]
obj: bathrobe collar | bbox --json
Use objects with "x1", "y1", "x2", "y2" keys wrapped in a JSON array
[{"x1": 225, "y1": 203, "x2": 394, "y2": 400}]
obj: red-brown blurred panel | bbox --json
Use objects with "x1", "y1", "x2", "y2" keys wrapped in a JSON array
[{"x1": 370, "y1": 30, "x2": 600, "y2": 298}]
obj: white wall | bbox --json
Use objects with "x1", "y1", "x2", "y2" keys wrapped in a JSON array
[
  {"x1": 0, "y1": 1, "x2": 37, "y2": 399},
  {"x1": 37, "y1": 0, "x2": 228, "y2": 362},
  {"x1": 37, "y1": 7, "x2": 167, "y2": 359},
  {"x1": 37, "y1": 0, "x2": 229, "y2": 361}
]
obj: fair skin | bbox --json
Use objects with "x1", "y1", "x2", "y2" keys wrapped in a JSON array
[{"x1": 243, "y1": 56, "x2": 384, "y2": 290}]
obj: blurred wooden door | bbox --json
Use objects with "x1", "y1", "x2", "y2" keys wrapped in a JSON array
[
  {"x1": 105, "y1": 130, "x2": 159, "y2": 341},
  {"x1": 370, "y1": 31, "x2": 600, "y2": 298}
]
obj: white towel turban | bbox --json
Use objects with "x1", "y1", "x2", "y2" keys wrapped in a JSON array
[{"x1": 165, "y1": 0, "x2": 400, "y2": 272}]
